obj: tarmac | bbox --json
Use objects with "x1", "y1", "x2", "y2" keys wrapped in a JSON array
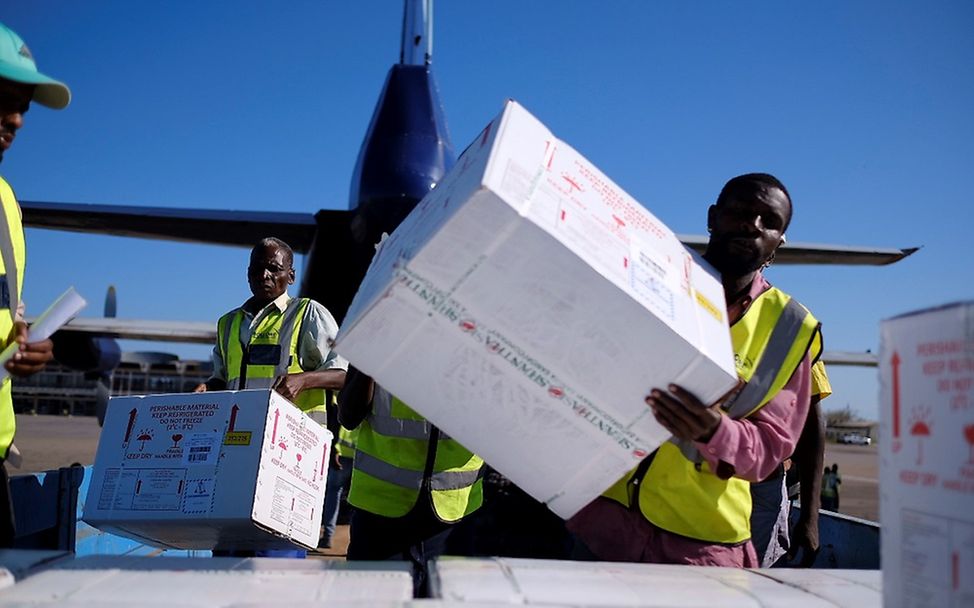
[{"x1": 7, "y1": 413, "x2": 881, "y2": 555}]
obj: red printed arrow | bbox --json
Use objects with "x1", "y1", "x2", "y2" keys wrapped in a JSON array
[
  {"x1": 290, "y1": 497, "x2": 295, "y2": 511},
  {"x1": 178, "y1": 480, "x2": 184, "y2": 494},
  {"x1": 228, "y1": 405, "x2": 239, "y2": 432},
  {"x1": 135, "y1": 480, "x2": 142, "y2": 495},
  {"x1": 271, "y1": 409, "x2": 280, "y2": 444},
  {"x1": 891, "y1": 351, "x2": 901, "y2": 438},
  {"x1": 124, "y1": 408, "x2": 137, "y2": 444}
]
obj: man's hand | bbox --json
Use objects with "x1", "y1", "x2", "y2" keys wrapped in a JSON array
[
  {"x1": 273, "y1": 373, "x2": 306, "y2": 402},
  {"x1": 192, "y1": 383, "x2": 207, "y2": 393},
  {"x1": 786, "y1": 515, "x2": 820, "y2": 567},
  {"x1": 646, "y1": 384, "x2": 722, "y2": 443},
  {"x1": 5, "y1": 321, "x2": 53, "y2": 377}
]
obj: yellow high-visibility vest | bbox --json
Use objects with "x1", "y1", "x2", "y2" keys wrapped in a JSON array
[
  {"x1": 217, "y1": 297, "x2": 326, "y2": 421},
  {"x1": 604, "y1": 286, "x2": 822, "y2": 543},
  {"x1": 348, "y1": 386, "x2": 484, "y2": 522},
  {"x1": 0, "y1": 177, "x2": 26, "y2": 460},
  {"x1": 335, "y1": 424, "x2": 358, "y2": 459}
]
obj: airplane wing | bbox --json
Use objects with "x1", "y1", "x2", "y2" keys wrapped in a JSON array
[
  {"x1": 677, "y1": 234, "x2": 918, "y2": 266},
  {"x1": 23, "y1": 201, "x2": 902, "y2": 365},
  {"x1": 23, "y1": 201, "x2": 915, "y2": 265},
  {"x1": 50, "y1": 317, "x2": 882, "y2": 367},
  {"x1": 819, "y1": 350, "x2": 878, "y2": 367},
  {"x1": 19, "y1": 201, "x2": 352, "y2": 254},
  {"x1": 34, "y1": 317, "x2": 217, "y2": 344}
]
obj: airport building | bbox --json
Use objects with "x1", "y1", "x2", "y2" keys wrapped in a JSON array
[{"x1": 11, "y1": 353, "x2": 211, "y2": 417}]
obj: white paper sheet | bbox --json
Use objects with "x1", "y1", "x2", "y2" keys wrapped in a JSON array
[{"x1": 0, "y1": 286, "x2": 87, "y2": 381}]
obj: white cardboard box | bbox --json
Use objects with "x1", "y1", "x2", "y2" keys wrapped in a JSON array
[
  {"x1": 879, "y1": 302, "x2": 974, "y2": 607},
  {"x1": 83, "y1": 389, "x2": 331, "y2": 551},
  {"x1": 335, "y1": 101, "x2": 738, "y2": 518},
  {"x1": 430, "y1": 557, "x2": 882, "y2": 607}
]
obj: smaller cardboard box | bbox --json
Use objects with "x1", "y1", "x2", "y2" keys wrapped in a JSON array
[
  {"x1": 879, "y1": 302, "x2": 974, "y2": 607},
  {"x1": 83, "y1": 389, "x2": 331, "y2": 551},
  {"x1": 335, "y1": 100, "x2": 738, "y2": 518}
]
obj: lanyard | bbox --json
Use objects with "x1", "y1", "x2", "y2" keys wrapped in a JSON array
[{"x1": 0, "y1": 189, "x2": 19, "y2": 316}]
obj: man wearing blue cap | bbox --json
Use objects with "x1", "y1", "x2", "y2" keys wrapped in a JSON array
[{"x1": 0, "y1": 20, "x2": 69, "y2": 546}]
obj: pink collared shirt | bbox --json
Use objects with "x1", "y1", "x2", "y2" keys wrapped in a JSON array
[{"x1": 694, "y1": 272, "x2": 813, "y2": 483}]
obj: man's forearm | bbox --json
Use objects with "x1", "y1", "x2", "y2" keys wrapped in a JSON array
[{"x1": 295, "y1": 368, "x2": 347, "y2": 391}]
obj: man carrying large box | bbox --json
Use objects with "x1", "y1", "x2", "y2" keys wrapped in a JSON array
[
  {"x1": 194, "y1": 236, "x2": 347, "y2": 556},
  {"x1": 569, "y1": 173, "x2": 823, "y2": 567}
]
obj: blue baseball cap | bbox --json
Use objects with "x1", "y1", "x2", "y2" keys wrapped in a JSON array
[{"x1": 0, "y1": 21, "x2": 70, "y2": 109}]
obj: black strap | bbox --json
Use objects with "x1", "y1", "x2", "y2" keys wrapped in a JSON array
[{"x1": 627, "y1": 449, "x2": 658, "y2": 511}]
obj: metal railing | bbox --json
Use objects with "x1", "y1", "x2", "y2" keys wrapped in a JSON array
[{"x1": 11, "y1": 362, "x2": 211, "y2": 417}]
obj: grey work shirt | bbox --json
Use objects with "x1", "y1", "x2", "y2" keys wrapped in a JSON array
[{"x1": 209, "y1": 292, "x2": 347, "y2": 383}]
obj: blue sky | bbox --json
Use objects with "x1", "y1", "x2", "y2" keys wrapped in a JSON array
[{"x1": 2, "y1": 1, "x2": 972, "y2": 422}]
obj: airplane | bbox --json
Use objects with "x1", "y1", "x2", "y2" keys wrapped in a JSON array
[
  {"x1": 18, "y1": 0, "x2": 913, "y2": 383},
  {"x1": 3, "y1": 0, "x2": 899, "y2": 580}
]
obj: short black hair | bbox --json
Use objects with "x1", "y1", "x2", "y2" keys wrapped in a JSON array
[
  {"x1": 715, "y1": 173, "x2": 793, "y2": 231},
  {"x1": 253, "y1": 237, "x2": 294, "y2": 268}
]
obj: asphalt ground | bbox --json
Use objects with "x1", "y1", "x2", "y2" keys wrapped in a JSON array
[{"x1": 6, "y1": 414, "x2": 880, "y2": 551}]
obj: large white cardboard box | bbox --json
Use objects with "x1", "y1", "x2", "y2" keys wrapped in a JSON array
[
  {"x1": 83, "y1": 389, "x2": 331, "y2": 551},
  {"x1": 879, "y1": 302, "x2": 974, "y2": 607},
  {"x1": 335, "y1": 100, "x2": 738, "y2": 518}
]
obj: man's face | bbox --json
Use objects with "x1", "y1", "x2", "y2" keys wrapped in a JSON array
[
  {"x1": 0, "y1": 78, "x2": 34, "y2": 163},
  {"x1": 705, "y1": 186, "x2": 790, "y2": 278},
  {"x1": 247, "y1": 244, "x2": 294, "y2": 304}
]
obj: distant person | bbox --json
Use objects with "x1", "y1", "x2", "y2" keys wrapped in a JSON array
[
  {"x1": 194, "y1": 237, "x2": 347, "y2": 557},
  {"x1": 821, "y1": 463, "x2": 842, "y2": 511},
  {"x1": 568, "y1": 173, "x2": 823, "y2": 567},
  {"x1": 0, "y1": 21, "x2": 66, "y2": 546},
  {"x1": 338, "y1": 367, "x2": 484, "y2": 593},
  {"x1": 750, "y1": 360, "x2": 831, "y2": 567}
]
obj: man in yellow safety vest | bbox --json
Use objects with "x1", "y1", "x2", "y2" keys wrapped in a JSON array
[
  {"x1": 0, "y1": 20, "x2": 64, "y2": 546},
  {"x1": 569, "y1": 173, "x2": 823, "y2": 567},
  {"x1": 339, "y1": 366, "x2": 484, "y2": 591},
  {"x1": 194, "y1": 237, "x2": 346, "y2": 557},
  {"x1": 194, "y1": 237, "x2": 346, "y2": 414}
]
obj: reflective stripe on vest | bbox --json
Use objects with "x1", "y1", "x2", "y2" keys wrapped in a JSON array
[
  {"x1": 335, "y1": 424, "x2": 358, "y2": 459},
  {"x1": 348, "y1": 386, "x2": 484, "y2": 521},
  {"x1": 603, "y1": 286, "x2": 821, "y2": 544},
  {"x1": 353, "y1": 450, "x2": 483, "y2": 491},
  {"x1": 218, "y1": 297, "x2": 327, "y2": 419},
  {"x1": 0, "y1": 178, "x2": 25, "y2": 460}
]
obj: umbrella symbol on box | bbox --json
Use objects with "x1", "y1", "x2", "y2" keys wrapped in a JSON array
[
  {"x1": 278, "y1": 441, "x2": 288, "y2": 452},
  {"x1": 296, "y1": 453, "x2": 303, "y2": 463},
  {"x1": 909, "y1": 405, "x2": 932, "y2": 466},
  {"x1": 137, "y1": 429, "x2": 154, "y2": 451}
]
